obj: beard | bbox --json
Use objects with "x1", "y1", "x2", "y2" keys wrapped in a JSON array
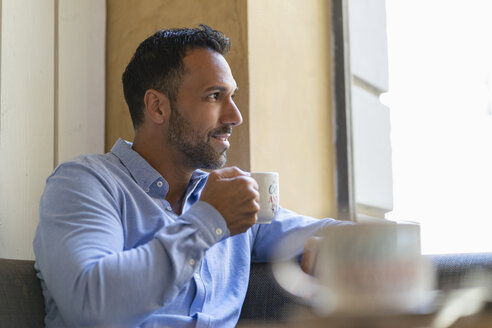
[{"x1": 167, "y1": 102, "x2": 231, "y2": 170}]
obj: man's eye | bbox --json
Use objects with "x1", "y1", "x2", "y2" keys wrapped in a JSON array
[{"x1": 208, "y1": 93, "x2": 219, "y2": 100}]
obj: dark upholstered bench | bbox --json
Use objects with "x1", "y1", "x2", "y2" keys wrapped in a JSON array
[
  {"x1": 0, "y1": 259, "x2": 45, "y2": 327},
  {"x1": 2, "y1": 254, "x2": 492, "y2": 327}
]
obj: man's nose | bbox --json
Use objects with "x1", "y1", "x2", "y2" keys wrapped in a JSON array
[{"x1": 220, "y1": 99, "x2": 243, "y2": 126}]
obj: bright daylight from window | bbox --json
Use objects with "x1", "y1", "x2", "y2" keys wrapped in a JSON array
[{"x1": 382, "y1": 0, "x2": 492, "y2": 254}]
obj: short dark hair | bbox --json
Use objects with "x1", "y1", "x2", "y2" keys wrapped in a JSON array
[{"x1": 122, "y1": 24, "x2": 231, "y2": 128}]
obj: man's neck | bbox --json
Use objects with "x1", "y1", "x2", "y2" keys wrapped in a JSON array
[{"x1": 132, "y1": 133, "x2": 194, "y2": 215}]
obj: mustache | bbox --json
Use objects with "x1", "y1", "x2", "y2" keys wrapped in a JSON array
[{"x1": 209, "y1": 125, "x2": 233, "y2": 137}]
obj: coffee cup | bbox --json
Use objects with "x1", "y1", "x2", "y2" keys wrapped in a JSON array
[
  {"x1": 250, "y1": 172, "x2": 279, "y2": 224},
  {"x1": 273, "y1": 222, "x2": 436, "y2": 315}
]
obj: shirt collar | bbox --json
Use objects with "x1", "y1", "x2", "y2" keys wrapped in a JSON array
[{"x1": 110, "y1": 138, "x2": 208, "y2": 196}]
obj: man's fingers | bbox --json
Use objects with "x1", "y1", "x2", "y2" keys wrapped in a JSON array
[
  {"x1": 210, "y1": 166, "x2": 249, "y2": 179},
  {"x1": 301, "y1": 237, "x2": 322, "y2": 275},
  {"x1": 200, "y1": 167, "x2": 260, "y2": 236}
]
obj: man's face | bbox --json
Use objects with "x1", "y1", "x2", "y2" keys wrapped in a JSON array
[{"x1": 166, "y1": 48, "x2": 242, "y2": 170}]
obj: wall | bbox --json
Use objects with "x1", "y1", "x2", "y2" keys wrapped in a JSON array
[
  {"x1": 248, "y1": 0, "x2": 336, "y2": 218},
  {"x1": 106, "y1": 0, "x2": 337, "y2": 219},
  {"x1": 0, "y1": 0, "x2": 54, "y2": 260},
  {"x1": 0, "y1": 0, "x2": 105, "y2": 260},
  {"x1": 57, "y1": 1, "x2": 106, "y2": 163},
  {"x1": 0, "y1": 0, "x2": 337, "y2": 261}
]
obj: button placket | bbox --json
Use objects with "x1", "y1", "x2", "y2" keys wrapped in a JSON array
[{"x1": 190, "y1": 263, "x2": 206, "y2": 314}]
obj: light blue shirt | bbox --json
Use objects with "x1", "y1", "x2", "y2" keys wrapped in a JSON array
[{"x1": 34, "y1": 138, "x2": 345, "y2": 328}]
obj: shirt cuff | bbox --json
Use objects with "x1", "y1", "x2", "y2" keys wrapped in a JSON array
[{"x1": 182, "y1": 201, "x2": 230, "y2": 245}]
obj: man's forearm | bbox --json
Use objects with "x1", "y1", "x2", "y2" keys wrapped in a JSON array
[{"x1": 36, "y1": 189, "x2": 227, "y2": 326}]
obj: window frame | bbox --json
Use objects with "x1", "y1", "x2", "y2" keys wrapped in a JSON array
[{"x1": 331, "y1": 0, "x2": 356, "y2": 221}]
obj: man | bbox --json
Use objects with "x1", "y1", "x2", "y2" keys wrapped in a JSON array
[{"x1": 34, "y1": 25, "x2": 345, "y2": 328}]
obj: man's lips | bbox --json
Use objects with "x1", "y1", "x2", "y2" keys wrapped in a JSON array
[{"x1": 211, "y1": 134, "x2": 230, "y2": 141}]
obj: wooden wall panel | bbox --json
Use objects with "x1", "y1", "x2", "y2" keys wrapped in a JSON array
[
  {"x1": 248, "y1": 0, "x2": 336, "y2": 218},
  {"x1": 0, "y1": 0, "x2": 106, "y2": 259},
  {"x1": 0, "y1": 0, "x2": 55, "y2": 259},
  {"x1": 57, "y1": 0, "x2": 106, "y2": 163}
]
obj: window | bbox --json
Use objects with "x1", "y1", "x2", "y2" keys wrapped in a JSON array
[
  {"x1": 336, "y1": 0, "x2": 492, "y2": 254},
  {"x1": 383, "y1": 0, "x2": 492, "y2": 254}
]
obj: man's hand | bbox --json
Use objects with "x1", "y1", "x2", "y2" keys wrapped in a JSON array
[
  {"x1": 300, "y1": 236, "x2": 322, "y2": 275},
  {"x1": 200, "y1": 167, "x2": 260, "y2": 236}
]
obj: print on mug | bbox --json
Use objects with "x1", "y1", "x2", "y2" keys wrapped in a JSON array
[{"x1": 251, "y1": 172, "x2": 279, "y2": 224}]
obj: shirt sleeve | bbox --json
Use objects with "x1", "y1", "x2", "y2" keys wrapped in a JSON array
[
  {"x1": 250, "y1": 207, "x2": 351, "y2": 262},
  {"x1": 33, "y1": 162, "x2": 229, "y2": 327}
]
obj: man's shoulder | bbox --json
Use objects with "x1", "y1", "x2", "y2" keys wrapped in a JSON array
[
  {"x1": 50, "y1": 152, "x2": 120, "y2": 179},
  {"x1": 42, "y1": 152, "x2": 129, "y2": 201}
]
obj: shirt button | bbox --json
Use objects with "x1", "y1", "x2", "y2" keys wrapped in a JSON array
[
  {"x1": 195, "y1": 273, "x2": 200, "y2": 279},
  {"x1": 188, "y1": 259, "x2": 196, "y2": 266},
  {"x1": 157, "y1": 181, "x2": 163, "y2": 187},
  {"x1": 215, "y1": 228, "x2": 223, "y2": 235},
  {"x1": 166, "y1": 206, "x2": 173, "y2": 212}
]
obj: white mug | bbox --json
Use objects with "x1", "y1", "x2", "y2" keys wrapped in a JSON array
[
  {"x1": 250, "y1": 172, "x2": 279, "y2": 224},
  {"x1": 273, "y1": 222, "x2": 436, "y2": 315}
]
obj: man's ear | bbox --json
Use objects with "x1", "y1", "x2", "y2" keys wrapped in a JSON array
[{"x1": 143, "y1": 89, "x2": 171, "y2": 124}]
